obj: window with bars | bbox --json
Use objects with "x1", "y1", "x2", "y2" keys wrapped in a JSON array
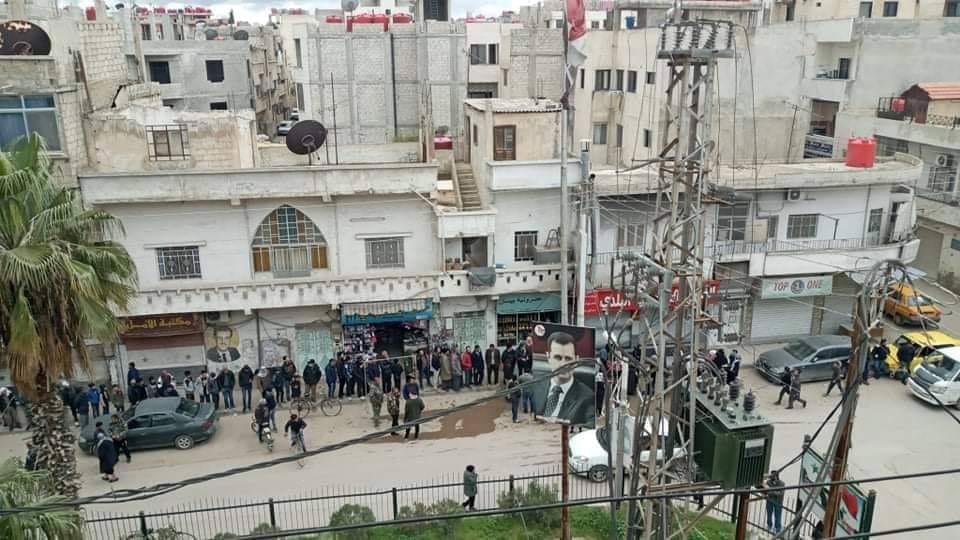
[
  {"x1": 514, "y1": 231, "x2": 538, "y2": 261},
  {"x1": 786, "y1": 214, "x2": 819, "y2": 239},
  {"x1": 206, "y1": 60, "x2": 225, "y2": 83},
  {"x1": 766, "y1": 215, "x2": 779, "y2": 239},
  {"x1": 251, "y1": 205, "x2": 328, "y2": 276},
  {"x1": 146, "y1": 124, "x2": 190, "y2": 160},
  {"x1": 156, "y1": 246, "x2": 202, "y2": 280},
  {"x1": 0, "y1": 94, "x2": 61, "y2": 151},
  {"x1": 493, "y1": 125, "x2": 515, "y2": 161},
  {"x1": 617, "y1": 223, "x2": 645, "y2": 248},
  {"x1": 716, "y1": 202, "x2": 750, "y2": 241},
  {"x1": 365, "y1": 237, "x2": 405, "y2": 269},
  {"x1": 868, "y1": 208, "x2": 883, "y2": 233}
]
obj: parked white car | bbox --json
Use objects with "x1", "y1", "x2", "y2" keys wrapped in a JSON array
[
  {"x1": 277, "y1": 120, "x2": 295, "y2": 136},
  {"x1": 908, "y1": 345, "x2": 960, "y2": 407},
  {"x1": 569, "y1": 416, "x2": 685, "y2": 483}
]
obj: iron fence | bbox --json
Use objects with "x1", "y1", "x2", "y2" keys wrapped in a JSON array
[{"x1": 84, "y1": 464, "x2": 816, "y2": 539}]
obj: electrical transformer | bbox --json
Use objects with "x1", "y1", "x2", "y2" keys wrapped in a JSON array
[{"x1": 692, "y1": 386, "x2": 774, "y2": 489}]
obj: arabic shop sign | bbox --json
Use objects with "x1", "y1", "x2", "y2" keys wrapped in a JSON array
[
  {"x1": 496, "y1": 293, "x2": 562, "y2": 315},
  {"x1": 122, "y1": 313, "x2": 204, "y2": 337},
  {"x1": 761, "y1": 275, "x2": 833, "y2": 299},
  {"x1": 584, "y1": 288, "x2": 637, "y2": 316}
]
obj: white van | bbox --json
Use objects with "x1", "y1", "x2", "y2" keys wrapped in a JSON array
[{"x1": 907, "y1": 345, "x2": 960, "y2": 407}]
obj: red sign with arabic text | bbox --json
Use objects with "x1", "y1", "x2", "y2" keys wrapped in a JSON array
[{"x1": 584, "y1": 288, "x2": 638, "y2": 316}]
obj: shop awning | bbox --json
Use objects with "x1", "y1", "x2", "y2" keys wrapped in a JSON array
[{"x1": 341, "y1": 299, "x2": 433, "y2": 325}]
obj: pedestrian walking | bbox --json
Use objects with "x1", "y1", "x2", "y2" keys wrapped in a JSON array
[
  {"x1": 387, "y1": 388, "x2": 401, "y2": 435},
  {"x1": 519, "y1": 371, "x2": 535, "y2": 419},
  {"x1": 336, "y1": 358, "x2": 349, "y2": 398},
  {"x1": 416, "y1": 350, "x2": 429, "y2": 388},
  {"x1": 787, "y1": 368, "x2": 807, "y2": 409},
  {"x1": 109, "y1": 384, "x2": 125, "y2": 413},
  {"x1": 764, "y1": 470, "x2": 785, "y2": 533},
  {"x1": 238, "y1": 365, "x2": 254, "y2": 412},
  {"x1": 485, "y1": 344, "x2": 501, "y2": 386},
  {"x1": 896, "y1": 339, "x2": 916, "y2": 377},
  {"x1": 303, "y1": 359, "x2": 322, "y2": 400},
  {"x1": 96, "y1": 431, "x2": 118, "y2": 482},
  {"x1": 60, "y1": 384, "x2": 78, "y2": 426},
  {"x1": 461, "y1": 465, "x2": 478, "y2": 511},
  {"x1": 507, "y1": 376, "x2": 521, "y2": 423},
  {"x1": 183, "y1": 371, "x2": 196, "y2": 401},
  {"x1": 87, "y1": 384, "x2": 101, "y2": 418},
  {"x1": 472, "y1": 345, "x2": 484, "y2": 386},
  {"x1": 825, "y1": 361, "x2": 845, "y2": 396},
  {"x1": 404, "y1": 392, "x2": 425, "y2": 440},
  {"x1": 100, "y1": 384, "x2": 111, "y2": 415},
  {"x1": 368, "y1": 380, "x2": 384, "y2": 427},
  {"x1": 595, "y1": 365, "x2": 606, "y2": 418},
  {"x1": 390, "y1": 357, "x2": 403, "y2": 393},
  {"x1": 774, "y1": 368, "x2": 792, "y2": 405},
  {"x1": 74, "y1": 390, "x2": 90, "y2": 428},
  {"x1": 109, "y1": 413, "x2": 131, "y2": 463},
  {"x1": 127, "y1": 362, "x2": 141, "y2": 404}
]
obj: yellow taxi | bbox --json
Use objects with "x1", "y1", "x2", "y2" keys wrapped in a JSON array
[
  {"x1": 883, "y1": 284, "x2": 942, "y2": 326},
  {"x1": 886, "y1": 330, "x2": 960, "y2": 374}
]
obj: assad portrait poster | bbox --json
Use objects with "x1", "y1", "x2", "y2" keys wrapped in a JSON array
[{"x1": 528, "y1": 322, "x2": 597, "y2": 427}]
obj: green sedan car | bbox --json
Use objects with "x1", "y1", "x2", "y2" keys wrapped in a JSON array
[{"x1": 79, "y1": 397, "x2": 218, "y2": 453}]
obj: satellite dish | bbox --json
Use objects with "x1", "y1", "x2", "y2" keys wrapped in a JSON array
[
  {"x1": 232, "y1": 29, "x2": 249, "y2": 40},
  {"x1": 0, "y1": 21, "x2": 53, "y2": 56},
  {"x1": 286, "y1": 121, "x2": 328, "y2": 155},
  {"x1": 204, "y1": 28, "x2": 218, "y2": 40},
  {"x1": 341, "y1": 0, "x2": 359, "y2": 12}
]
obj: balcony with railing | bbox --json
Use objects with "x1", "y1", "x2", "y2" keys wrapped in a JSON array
[{"x1": 877, "y1": 97, "x2": 960, "y2": 129}]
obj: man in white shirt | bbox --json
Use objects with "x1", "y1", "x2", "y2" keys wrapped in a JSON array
[{"x1": 538, "y1": 331, "x2": 594, "y2": 425}]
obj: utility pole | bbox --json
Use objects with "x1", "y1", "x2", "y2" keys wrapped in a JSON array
[
  {"x1": 560, "y1": 98, "x2": 570, "y2": 325},
  {"x1": 822, "y1": 297, "x2": 867, "y2": 535}
]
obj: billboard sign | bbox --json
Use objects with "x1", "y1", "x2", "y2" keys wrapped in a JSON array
[
  {"x1": 799, "y1": 447, "x2": 875, "y2": 535},
  {"x1": 761, "y1": 275, "x2": 833, "y2": 299},
  {"x1": 528, "y1": 322, "x2": 597, "y2": 426}
]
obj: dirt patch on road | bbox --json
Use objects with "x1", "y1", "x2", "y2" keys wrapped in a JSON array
[{"x1": 367, "y1": 397, "x2": 505, "y2": 443}]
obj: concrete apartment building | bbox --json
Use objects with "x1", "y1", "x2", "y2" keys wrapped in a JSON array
[
  {"x1": 772, "y1": 0, "x2": 958, "y2": 22},
  {"x1": 248, "y1": 25, "x2": 295, "y2": 134},
  {"x1": 591, "y1": 155, "x2": 922, "y2": 344}
]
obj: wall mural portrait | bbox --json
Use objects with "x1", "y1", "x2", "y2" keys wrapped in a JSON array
[{"x1": 205, "y1": 326, "x2": 242, "y2": 364}]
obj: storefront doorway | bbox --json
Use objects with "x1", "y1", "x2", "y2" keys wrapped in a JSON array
[
  {"x1": 495, "y1": 293, "x2": 562, "y2": 347},
  {"x1": 341, "y1": 300, "x2": 433, "y2": 358}
]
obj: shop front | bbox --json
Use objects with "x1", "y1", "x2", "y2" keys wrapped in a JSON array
[
  {"x1": 496, "y1": 293, "x2": 562, "y2": 347},
  {"x1": 119, "y1": 313, "x2": 206, "y2": 384},
  {"x1": 749, "y1": 275, "x2": 833, "y2": 343},
  {"x1": 341, "y1": 299, "x2": 433, "y2": 358}
]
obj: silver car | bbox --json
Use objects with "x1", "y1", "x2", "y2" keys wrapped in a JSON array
[{"x1": 755, "y1": 335, "x2": 851, "y2": 383}]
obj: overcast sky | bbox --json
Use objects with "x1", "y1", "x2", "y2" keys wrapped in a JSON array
[{"x1": 103, "y1": 1, "x2": 535, "y2": 24}]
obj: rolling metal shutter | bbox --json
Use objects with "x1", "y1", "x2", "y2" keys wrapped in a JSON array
[
  {"x1": 820, "y1": 275, "x2": 857, "y2": 335},
  {"x1": 750, "y1": 298, "x2": 813, "y2": 342}
]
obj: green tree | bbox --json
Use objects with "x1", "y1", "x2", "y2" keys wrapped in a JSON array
[
  {"x1": 0, "y1": 457, "x2": 82, "y2": 539},
  {"x1": 0, "y1": 134, "x2": 137, "y2": 497}
]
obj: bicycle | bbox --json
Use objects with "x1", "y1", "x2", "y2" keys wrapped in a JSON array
[
  {"x1": 124, "y1": 526, "x2": 197, "y2": 540},
  {"x1": 288, "y1": 395, "x2": 342, "y2": 417}
]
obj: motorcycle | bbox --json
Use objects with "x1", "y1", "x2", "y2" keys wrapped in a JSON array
[{"x1": 250, "y1": 420, "x2": 274, "y2": 452}]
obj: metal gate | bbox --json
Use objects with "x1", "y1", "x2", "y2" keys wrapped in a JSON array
[
  {"x1": 750, "y1": 298, "x2": 813, "y2": 342},
  {"x1": 820, "y1": 275, "x2": 856, "y2": 335}
]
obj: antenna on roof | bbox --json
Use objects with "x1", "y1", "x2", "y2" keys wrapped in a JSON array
[{"x1": 285, "y1": 120, "x2": 329, "y2": 165}]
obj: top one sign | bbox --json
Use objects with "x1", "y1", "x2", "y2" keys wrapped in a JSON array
[{"x1": 761, "y1": 275, "x2": 834, "y2": 299}]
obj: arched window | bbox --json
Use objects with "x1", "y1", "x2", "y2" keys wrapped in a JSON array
[{"x1": 251, "y1": 205, "x2": 328, "y2": 277}]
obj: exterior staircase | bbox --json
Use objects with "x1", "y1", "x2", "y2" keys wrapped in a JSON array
[{"x1": 455, "y1": 164, "x2": 482, "y2": 210}]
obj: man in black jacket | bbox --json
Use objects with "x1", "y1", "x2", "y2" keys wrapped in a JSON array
[
  {"x1": 238, "y1": 365, "x2": 255, "y2": 412},
  {"x1": 302, "y1": 359, "x2": 322, "y2": 401},
  {"x1": 471, "y1": 345, "x2": 484, "y2": 386},
  {"x1": 774, "y1": 368, "x2": 792, "y2": 405},
  {"x1": 502, "y1": 344, "x2": 517, "y2": 383},
  {"x1": 485, "y1": 344, "x2": 501, "y2": 385}
]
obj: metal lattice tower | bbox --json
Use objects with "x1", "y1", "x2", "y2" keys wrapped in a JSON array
[{"x1": 625, "y1": 19, "x2": 734, "y2": 540}]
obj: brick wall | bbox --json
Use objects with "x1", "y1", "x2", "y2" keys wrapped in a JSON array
[{"x1": 78, "y1": 21, "x2": 129, "y2": 111}]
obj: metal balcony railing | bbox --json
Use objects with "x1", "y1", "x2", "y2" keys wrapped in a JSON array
[
  {"x1": 709, "y1": 236, "x2": 887, "y2": 256},
  {"x1": 877, "y1": 96, "x2": 960, "y2": 128}
]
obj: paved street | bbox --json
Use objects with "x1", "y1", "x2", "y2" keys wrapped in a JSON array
[{"x1": 2, "y1": 344, "x2": 959, "y2": 539}]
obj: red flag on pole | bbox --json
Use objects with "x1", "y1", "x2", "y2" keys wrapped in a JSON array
[{"x1": 566, "y1": 0, "x2": 588, "y2": 66}]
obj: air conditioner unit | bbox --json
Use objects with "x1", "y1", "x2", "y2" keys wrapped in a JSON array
[
  {"x1": 785, "y1": 189, "x2": 802, "y2": 201},
  {"x1": 936, "y1": 154, "x2": 951, "y2": 167}
]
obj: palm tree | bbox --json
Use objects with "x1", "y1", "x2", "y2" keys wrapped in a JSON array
[
  {"x1": 0, "y1": 134, "x2": 137, "y2": 497},
  {"x1": 0, "y1": 457, "x2": 82, "y2": 539}
]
